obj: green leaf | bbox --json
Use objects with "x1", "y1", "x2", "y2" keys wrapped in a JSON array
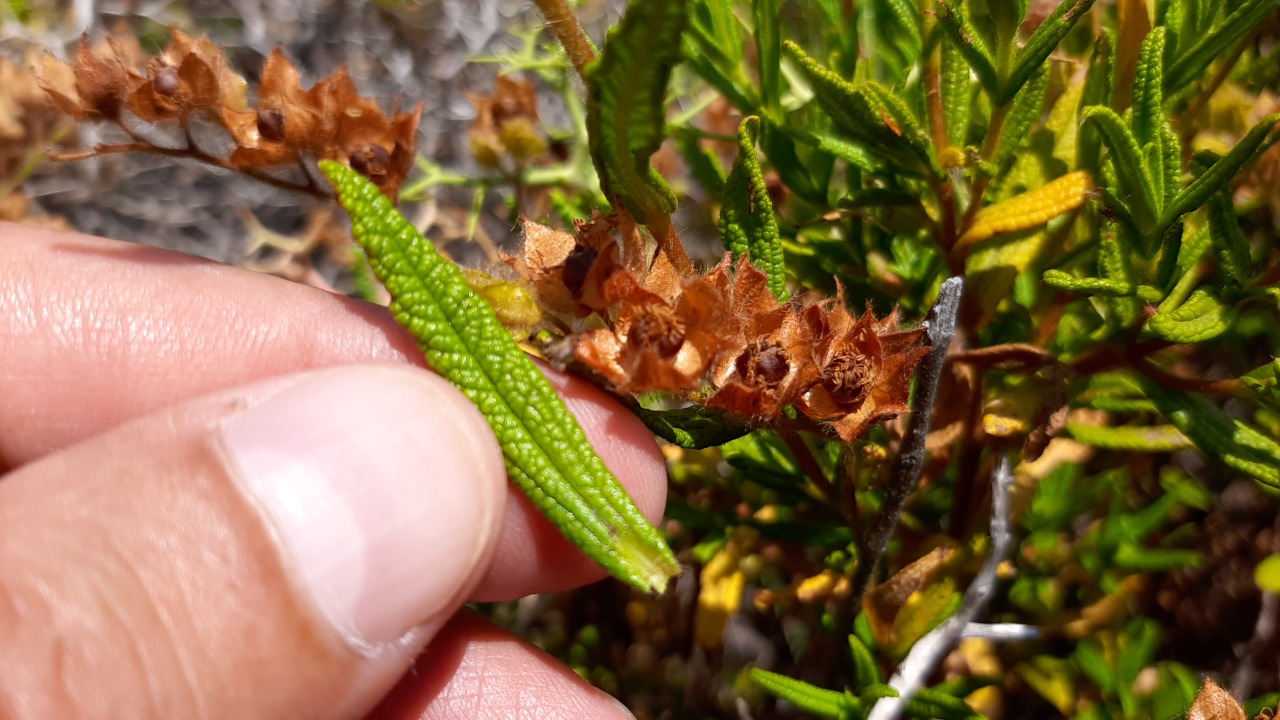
[
  {"x1": 1066, "y1": 423, "x2": 1193, "y2": 452},
  {"x1": 1165, "y1": 0, "x2": 1280, "y2": 92},
  {"x1": 997, "y1": 64, "x2": 1049, "y2": 163},
  {"x1": 321, "y1": 161, "x2": 678, "y2": 592},
  {"x1": 586, "y1": 0, "x2": 687, "y2": 228},
  {"x1": 1146, "y1": 288, "x2": 1236, "y2": 343},
  {"x1": 748, "y1": 668, "x2": 855, "y2": 718},
  {"x1": 1114, "y1": 545, "x2": 1201, "y2": 572},
  {"x1": 848, "y1": 634, "x2": 882, "y2": 689},
  {"x1": 1255, "y1": 554, "x2": 1280, "y2": 593},
  {"x1": 940, "y1": 35, "x2": 972, "y2": 147},
  {"x1": 632, "y1": 404, "x2": 752, "y2": 449},
  {"x1": 1137, "y1": 375, "x2": 1280, "y2": 488},
  {"x1": 935, "y1": 0, "x2": 998, "y2": 96},
  {"x1": 1001, "y1": 0, "x2": 1098, "y2": 105},
  {"x1": 752, "y1": 0, "x2": 781, "y2": 112},
  {"x1": 784, "y1": 40, "x2": 934, "y2": 175},
  {"x1": 1163, "y1": 113, "x2": 1280, "y2": 227},
  {"x1": 1083, "y1": 105, "x2": 1161, "y2": 229},
  {"x1": 904, "y1": 686, "x2": 981, "y2": 719},
  {"x1": 720, "y1": 118, "x2": 786, "y2": 296},
  {"x1": 1077, "y1": 32, "x2": 1113, "y2": 174},
  {"x1": 1131, "y1": 27, "x2": 1167, "y2": 147},
  {"x1": 1042, "y1": 269, "x2": 1135, "y2": 296},
  {"x1": 1207, "y1": 187, "x2": 1251, "y2": 285}
]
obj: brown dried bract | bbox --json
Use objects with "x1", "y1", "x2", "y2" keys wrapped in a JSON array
[
  {"x1": 37, "y1": 29, "x2": 421, "y2": 199},
  {"x1": 226, "y1": 49, "x2": 421, "y2": 198},
  {"x1": 707, "y1": 259, "x2": 817, "y2": 418},
  {"x1": 798, "y1": 294, "x2": 929, "y2": 442},
  {"x1": 575, "y1": 265, "x2": 738, "y2": 393},
  {"x1": 509, "y1": 217, "x2": 928, "y2": 441}
]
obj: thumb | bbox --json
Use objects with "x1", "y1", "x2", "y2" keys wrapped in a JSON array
[{"x1": 0, "y1": 365, "x2": 506, "y2": 720}]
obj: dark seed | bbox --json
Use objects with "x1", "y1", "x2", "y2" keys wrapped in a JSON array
[
  {"x1": 561, "y1": 244, "x2": 598, "y2": 295},
  {"x1": 152, "y1": 67, "x2": 180, "y2": 96},
  {"x1": 350, "y1": 144, "x2": 391, "y2": 177},
  {"x1": 257, "y1": 108, "x2": 285, "y2": 141}
]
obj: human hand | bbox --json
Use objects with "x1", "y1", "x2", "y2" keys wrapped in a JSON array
[{"x1": 0, "y1": 222, "x2": 665, "y2": 719}]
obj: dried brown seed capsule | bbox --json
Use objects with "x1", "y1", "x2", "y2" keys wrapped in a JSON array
[
  {"x1": 735, "y1": 341, "x2": 790, "y2": 385},
  {"x1": 630, "y1": 311, "x2": 685, "y2": 357},
  {"x1": 822, "y1": 352, "x2": 874, "y2": 405}
]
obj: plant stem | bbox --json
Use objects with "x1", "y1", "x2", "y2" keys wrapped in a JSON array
[
  {"x1": 866, "y1": 453, "x2": 1019, "y2": 720},
  {"x1": 851, "y1": 277, "x2": 964, "y2": 605},
  {"x1": 532, "y1": 0, "x2": 597, "y2": 82}
]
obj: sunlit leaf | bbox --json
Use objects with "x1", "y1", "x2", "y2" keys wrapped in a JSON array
[
  {"x1": 1146, "y1": 288, "x2": 1236, "y2": 343},
  {"x1": 586, "y1": 0, "x2": 686, "y2": 227}
]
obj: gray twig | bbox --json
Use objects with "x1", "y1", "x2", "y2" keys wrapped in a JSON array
[
  {"x1": 851, "y1": 276, "x2": 964, "y2": 603},
  {"x1": 867, "y1": 453, "x2": 1018, "y2": 720}
]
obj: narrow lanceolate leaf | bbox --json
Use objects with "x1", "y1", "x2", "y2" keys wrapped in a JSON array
[
  {"x1": 1042, "y1": 269, "x2": 1135, "y2": 296},
  {"x1": 959, "y1": 171, "x2": 1092, "y2": 248},
  {"x1": 1001, "y1": 0, "x2": 1097, "y2": 105},
  {"x1": 936, "y1": 0, "x2": 997, "y2": 96},
  {"x1": 1207, "y1": 187, "x2": 1251, "y2": 285},
  {"x1": 752, "y1": 0, "x2": 781, "y2": 113},
  {"x1": 586, "y1": 0, "x2": 686, "y2": 227},
  {"x1": 749, "y1": 669, "x2": 857, "y2": 718},
  {"x1": 940, "y1": 36, "x2": 972, "y2": 147},
  {"x1": 1131, "y1": 27, "x2": 1167, "y2": 147},
  {"x1": 996, "y1": 64, "x2": 1049, "y2": 163},
  {"x1": 1162, "y1": 113, "x2": 1280, "y2": 227},
  {"x1": 1136, "y1": 375, "x2": 1280, "y2": 488},
  {"x1": 631, "y1": 405, "x2": 751, "y2": 449},
  {"x1": 784, "y1": 41, "x2": 935, "y2": 175},
  {"x1": 320, "y1": 161, "x2": 679, "y2": 593},
  {"x1": 1077, "y1": 33, "x2": 1113, "y2": 174},
  {"x1": 1146, "y1": 288, "x2": 1236, "y2": 343},
  {"x1": 1066, "y1": 423, "x2": 1193, "y2": 452},
  {"x1": 1083, "y1": 105, "x2": 1160, "y2": 228},
  {"x1": 720, "y1": 116, "x2": 787, "y2": 300},
  {"x1": 1165, "y1": 0, "x2": 1280, "y2": 92}
]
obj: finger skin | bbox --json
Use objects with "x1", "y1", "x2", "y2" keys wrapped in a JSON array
[
  {"x1": 367, "y1": 610, "x2": 633, "y2": 720},
  {"x1": 0, "y1": 222, "x2": 669, "y2": 599},
  {"x1": 0, "y1": 380, "x2": 361, "y2": 719}
]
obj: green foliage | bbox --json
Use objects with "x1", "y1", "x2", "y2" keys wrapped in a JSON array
[
  {"x1": 720, "y1": 116, "x2": 787, "y2": 299},
  {"x1": 585, "y1": 0, "x2": 686, "y2": 230},
  {"x1": 320, "y1": 161, "x2": 678, "y2": 593}
]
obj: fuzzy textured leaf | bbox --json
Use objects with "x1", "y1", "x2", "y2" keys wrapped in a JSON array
[
  {"x1": 586, "y1": 0, "x2": 686, "y2": 226},
  {"x1": 1165, "y1": 0, "x2": 1280, "y2": 92},
  {"x1": 1163, "y1": 113, "x2": 1280, "y2": 227},
  {"x1": 1137, "y1": 376, "x2": 1280, "y2": 488},
  {"x1": 1207, "y1": 187, "x2": 1251, "y2": 285},
  {"x1": 935, "y1": 0, "x2": 997, "y2": 96},
  {"x1": 1146, "y1": 288, "x2": 1236, "y2": 343},
  {"x1": 321, "y1": 161, "x2": 679, "y2": 592},
  {"x1": 632, "y1": 405, "x2": 752, "y2": 449},
  {"x1": 1083, "y1": 105, "x2": 1161, "y2": 228},
  {"x1": 1001, "y1": 0, "x2": 1097, "y2": 105},
  {"x1": 720, "y1": 116, "x2": 787, "y2": 300}
]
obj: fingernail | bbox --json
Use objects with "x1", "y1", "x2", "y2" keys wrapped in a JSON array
[{"x1": 219, "y1": 366, "x2": 503, "y2": 650}]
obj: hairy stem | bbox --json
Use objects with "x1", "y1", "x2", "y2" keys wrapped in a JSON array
[{"x1": 532, "y1": 0, "x2": 598, "y2": 81}]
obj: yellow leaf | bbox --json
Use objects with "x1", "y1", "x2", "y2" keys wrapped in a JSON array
[
  {"x1": 695, "y1": 543, "x2": 746, "y2": 649},
  {"x1": 959, "y1": 171, "x2": 1093, "y2": 248}
]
